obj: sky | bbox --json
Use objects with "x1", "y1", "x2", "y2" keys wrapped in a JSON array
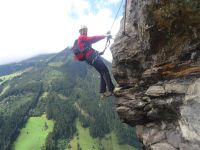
[{"x1": 0, "y1": 0, "x2": 123, "y2": 65}]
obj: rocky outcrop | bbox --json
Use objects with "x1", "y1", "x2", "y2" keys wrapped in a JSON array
[{"x1": 111, "y1": 0, "x2": 200, "y2": 149}]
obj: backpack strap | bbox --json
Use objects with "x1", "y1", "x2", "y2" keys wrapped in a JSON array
[
  {"x1": 79, "y1": 40, "x2": 92, "y2": 51},
  {"x1": 78, "y1": 39, "x2": 94, "y2": 57},
  {"x1": 72, "y1": 39, "x2": 92, "y2": 61}
]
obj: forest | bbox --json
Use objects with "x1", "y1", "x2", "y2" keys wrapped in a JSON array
[{"x1": 0, "y1": 49, "x2": 141, "y2": 150}]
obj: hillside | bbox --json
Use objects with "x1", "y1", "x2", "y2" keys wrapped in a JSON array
[{"x1": 0, "y1": 48, "x2": 140, "y2": 150}]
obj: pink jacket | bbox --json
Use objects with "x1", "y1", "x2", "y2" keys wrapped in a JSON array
[{"x1": 77, "y1": 35, "x2": 105, "y2": 60}]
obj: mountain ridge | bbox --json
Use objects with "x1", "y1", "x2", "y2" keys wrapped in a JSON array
[{"x1": 0, "y1": 48, "x2": 140, "y2": 150}]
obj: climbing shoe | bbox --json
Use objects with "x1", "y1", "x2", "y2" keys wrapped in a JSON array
[
  {"x1": 101, "y1": 92, "x2": 114, "y2": 99},
  {"x1": 113, "y1": 87, "x2": 122, "y2": 93},
  {"x1": 105, "y1": 91, "x2": 114, "y2": 97},
  {"x1": 100, "y1": 92, "x2": 114, "y2": 100}
]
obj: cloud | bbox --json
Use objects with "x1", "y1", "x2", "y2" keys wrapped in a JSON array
[
  {"x1": 0, "y1": 0, "x2": 122, "y2": 65},
  {"x1": 105, "y1": 0, "x2": 121, "y2": 4}
]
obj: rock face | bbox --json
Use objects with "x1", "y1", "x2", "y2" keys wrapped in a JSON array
[{"x1": 111, "y1": 0, "x2": 200, "y2": 149}]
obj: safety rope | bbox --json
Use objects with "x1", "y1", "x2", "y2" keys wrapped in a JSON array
[
  {"x1": 48, "y1": 0, "x2": 129, "y2": 63},
  {"x1": 109, "y1": 0, "x2": 130, "y2": 38},
  {"x1": 100, "y1": 36, "x2": 111, "y2": 55},
  {"x1": 109, "y1": 0, "x2": 124, "y2": 32},
  {"x1": 100, "y1": 0, "x2": 125, "y2": 55}
]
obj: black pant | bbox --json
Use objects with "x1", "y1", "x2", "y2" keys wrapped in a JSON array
[{"x1": 87, "y1": 57, "x2": 114, "y2": 93}]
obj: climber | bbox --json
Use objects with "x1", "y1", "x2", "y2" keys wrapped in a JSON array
[{"x1": 75, "y1": 25, "x2": 115, "y2": 97}]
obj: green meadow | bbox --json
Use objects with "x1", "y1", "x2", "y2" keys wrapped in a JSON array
[
  {"x1": 66, "y1": 120, "x2": 136, "y2": 150},
  {"x1": 0, "y1": 68, "x2": 32, "y2": 85},
  {"x1": 13, "y1": 115, "x2": 54, "y2": 150},
  {"x1": 0, "y1": 85, "x2": 10, "y2": 96}
]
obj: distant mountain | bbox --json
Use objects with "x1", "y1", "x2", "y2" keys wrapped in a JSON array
[
  {"x1": 0, "y1": 48, "x2": 140, "y2": 150},
  {"x1": 0, "y1": 53, "x2": 56, "y2": 76}
]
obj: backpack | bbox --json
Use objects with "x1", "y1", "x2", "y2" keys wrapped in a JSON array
[{"x1": 71, "y1": 39, "x2": 90, "y2": 61}]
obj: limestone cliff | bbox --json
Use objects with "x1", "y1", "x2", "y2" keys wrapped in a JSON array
[{"x1": 111, "y1": 0, "x2": 200, "y2": 149}]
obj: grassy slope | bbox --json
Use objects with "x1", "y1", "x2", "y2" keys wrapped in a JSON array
[
  {"x1": 0, "y1": 85, "x2": 10, "y2": 97},
  {"x1": 13, "y1": 115, "x2": 54, "y2": 150},
  {"x1": 66, "y1": 120, "x2": 136, "y2": 150},
  {"x1": 0, "y1": 68, "x2": 32, "y2": 85}
]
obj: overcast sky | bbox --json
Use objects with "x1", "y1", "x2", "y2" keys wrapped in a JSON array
[{"x1": 0, "y1": 0, "x2": 123, "y2": 65}]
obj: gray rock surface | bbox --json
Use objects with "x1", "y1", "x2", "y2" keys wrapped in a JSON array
[{"x1": 111, "y1": 0, "x2": 200, "y2": 149}]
